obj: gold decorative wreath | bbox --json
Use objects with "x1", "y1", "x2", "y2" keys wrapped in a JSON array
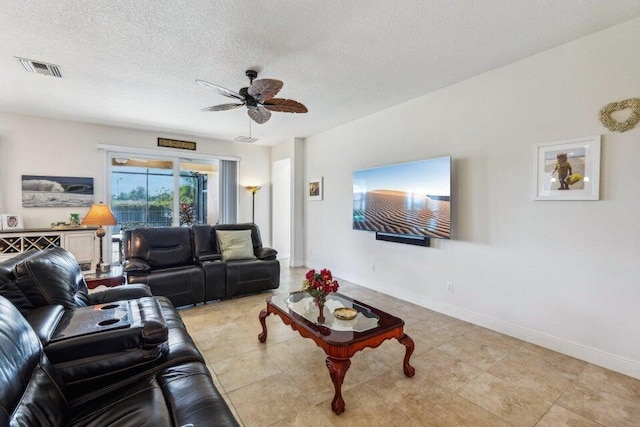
[{"x1": 598, "y1": 98, "x2": 640, "y2": 132}]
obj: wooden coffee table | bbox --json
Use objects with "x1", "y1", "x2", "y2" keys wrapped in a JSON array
[{"x1": 258, "y1": 292, "x2": 415, "y2": 415}]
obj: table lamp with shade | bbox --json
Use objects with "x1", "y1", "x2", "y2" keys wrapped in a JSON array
[{"x1": 81, "y1": 201, "x2": 117, "y2": 273}]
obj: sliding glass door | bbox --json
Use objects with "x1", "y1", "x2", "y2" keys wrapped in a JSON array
[
  {"x1": 111, "y1": 158, "x2": 175, "y2": 231},
  {"x1": 109, "y1": 155, "x2": 220, "y2": 233}
]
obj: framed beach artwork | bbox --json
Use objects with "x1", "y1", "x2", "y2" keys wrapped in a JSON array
[
  {"x1": 534, "y1": 135, "x2": 601, "y2": 201},
  {"x1": 2, "y1": 214, "x2": 24, "y2": 230},
  {"x1": 308, "y1": 177, "x2": 323, "y2": 201},
  {"x1": 22, "y1": 175, "x2": 94, "y2": 207}
]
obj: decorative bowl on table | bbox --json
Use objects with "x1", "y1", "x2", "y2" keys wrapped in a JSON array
[{"x1": 333, "y1": 307, "x2": 358, "y2": 320}]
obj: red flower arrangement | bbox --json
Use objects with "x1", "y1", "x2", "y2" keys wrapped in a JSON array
[{"x1": 301, "y1": 268, "x2": 339, "y2": 305}]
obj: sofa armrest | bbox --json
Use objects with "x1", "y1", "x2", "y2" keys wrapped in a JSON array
[
  {"x1": 255, "y1": 247, "x2": 278, "y2": 260},
  {"x1": 87, "y1": 284, "x2": 152, "y2": 305},
  {"x1": 123, "y1": 258, "x2": 151, "y2": 274},
  {"x1": 194, "y1": 252, "x2": 223, "y2": 263},
  {"x1": 25, "y1": 304, "x2": 65, "y2": 345}
]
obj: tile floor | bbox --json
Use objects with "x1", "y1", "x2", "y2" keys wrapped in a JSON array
[{"x1": 178, "y1": 265, "x2": 640, "y2": 426}]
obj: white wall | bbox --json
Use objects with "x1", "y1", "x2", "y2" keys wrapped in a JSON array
[
  {"x1": 271, "y1": 137, "x2": 305, "y2": 266},
  {"x1": 0, "y1": 113, "x2": 272, "y2": 244},
  {"x1": 304, "y1": 18, "x2": 640, "y2": 378},
  {"x1": 272, "y1": 158, "x2": 291, "y2": 259}
]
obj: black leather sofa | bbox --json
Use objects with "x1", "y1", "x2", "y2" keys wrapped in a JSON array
[
  {"x1": 0, "y1": 248, "x2": 239, "y2": 426},
  {"x1": 124, "y1": 223, "x2": 280, "y2": 306}
]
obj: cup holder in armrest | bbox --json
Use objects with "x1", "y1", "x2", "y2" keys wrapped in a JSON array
[{"x1": 51, "y1": 303, "x2": 132, "y2": 342}]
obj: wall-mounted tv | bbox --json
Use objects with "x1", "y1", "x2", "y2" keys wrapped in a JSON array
[{"x1": 353, "y1": 156, "x2": 451, "y2": 240}]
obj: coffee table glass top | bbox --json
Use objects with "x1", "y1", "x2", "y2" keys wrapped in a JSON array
[
  {"x1": 269, "y1": 292, "x2": 404, "y2": 344},
  {"x1": 286, "y1": 292, "x2": 379, "y2": 332}
]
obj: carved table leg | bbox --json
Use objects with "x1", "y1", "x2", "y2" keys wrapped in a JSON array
[
  {"x1": 398, "y1": 334, "x2": 416, "y2": 377},
  {"x1": 258, "y1": 309, "x2": 270, "y2": 342},
  {"x1": 325, "y1": 357, "x2": 351, "y2": 415}
]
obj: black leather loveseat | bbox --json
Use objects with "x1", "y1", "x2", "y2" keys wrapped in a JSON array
[
  {"x1": 0, "y1": 248, "x2": 239, "y2": 426},
  {"x1": 124, "y1": 223, "x2": 280, "y2": 306}
]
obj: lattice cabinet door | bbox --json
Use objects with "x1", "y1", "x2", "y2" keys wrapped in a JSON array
[
  {"x1": 23, "y1": 235, "x2": 61, "y2": 251},
  {"x1": 0, "y1": 236, "x2": 22, "y2": 255}
]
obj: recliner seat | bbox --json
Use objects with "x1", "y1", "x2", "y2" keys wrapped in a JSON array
[
  {"x1": 0, "y1": 247, "x2": 204, "y2": 387},
  {"x1": 125, "y1": 223, "x2": 280, "y2": 304},
  {"x1": 0, "y1": 295, "x2": 239, "y2": 426},
  {"x1": 124, "y1": 227, "x2": 207, "y2": 307}
]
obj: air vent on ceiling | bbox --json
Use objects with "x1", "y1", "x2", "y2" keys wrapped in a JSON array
[
  {"x1": 234, "y1": 136, "x2": 259, "y2": 143},
  {"x1": 16, "y1": 57, "x2": 62, "y2": 78}
]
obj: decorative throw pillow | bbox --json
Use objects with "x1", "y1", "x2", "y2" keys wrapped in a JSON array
[{"x1": 216, "y1": 230, "x2": 257, "y2": 261}]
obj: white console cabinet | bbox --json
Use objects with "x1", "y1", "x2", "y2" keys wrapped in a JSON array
[{"x1": 0, "y1": 227, "x2": 98, "y2": 272}]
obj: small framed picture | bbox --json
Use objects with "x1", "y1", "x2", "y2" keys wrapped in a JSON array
[
  {"x1": 308, "y1": 177, "x2": 323, "y2": 201},
  {"x1": 534, "y1": 135, "x2": 601, "y2": 201},
  {"x1": 2, "y1": 214, "x2": 24, "y2": 230}
]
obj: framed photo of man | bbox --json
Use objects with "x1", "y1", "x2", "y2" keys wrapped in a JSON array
[
  {"x1": 534, "y1": 135, "x2": 601, "y2": 201},
  {"x1": 2, "y1": 214, "x2": 24, "y2": 230}
]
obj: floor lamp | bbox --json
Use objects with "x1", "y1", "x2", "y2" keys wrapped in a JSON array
[
  {"x1": 82, "y1": 201, "x2": 117, "y2": 273},
  {"x1": 244, "y1": 186, "x2": 261, "y2": 223}
]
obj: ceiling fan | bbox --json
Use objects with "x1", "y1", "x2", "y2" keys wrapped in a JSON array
[{"x1": 196, "y1": 70, "x2": 308, "y2": 124}]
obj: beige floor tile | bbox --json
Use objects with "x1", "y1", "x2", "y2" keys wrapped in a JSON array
[
  {"x1": 411, "y1": 348, "x2": 483, "y2": 392},
  {"x1": 340, "y1": 346, "x2": 394, "y2": 388},
  {"x1": 201, "y1": 329, "x2": 266, "y2": 363},
  {"x1": 180, "y1": 265, "x2": 638, "y2": 427},
  {"x1": 437, "y1": 334, "x2": 510, "y2": 370},
  {"x1": 405, "y1": 320, "x2": 458, "y2": 349},
  {"x1": 228, "y1": 374, "x2": 308, "y2": 427},
  {"x1": 557, "y1": 381, "x2": 640, "y2": 427},
  {"x1": 459, "y1": 372, "x2": 555, "y2": 427},
  {"x1": 259, "y1": 315, "x2": 303, "y2": 343},
  {"x1": 366, "y1": 368, "x2": 449, "y2": 416},
  {"x1": 519, "y1": 343, "x2": 587, "y2": 379},
  {"x1": 535, "y1": 405, "x2": 601, "y2": 427},
  {"x1": 268, "y1": 404, "x2": 335, "y2": 427},
  {"x1": 416, "y1": 393, "x2": 512, "y2": 427},
  {"x1": 577, "y1": 363, "x2": 640, "y2": 403},
  {"x1": 211, "y1": 349, "x2": 282, "y2": 392},
  {"x1": 315, "y1": 383, "x2": 418, "y2": 426},
  {"x1": 282, "y1": 366, "x2": 337, "y2": 406},
  {"x1": 488, "y1": 351, "x2": 574, "y2": 396},
  {"x1": 265, "y1": 337, "x2": 325, "y2": 371},
  {"x1": 464, "y1": 325, "x2": 525, "y2": 351}
]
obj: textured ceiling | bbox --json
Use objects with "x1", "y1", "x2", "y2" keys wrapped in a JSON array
[{"x1": 1, "y1": 1, "x2": 640, "y2": 145}]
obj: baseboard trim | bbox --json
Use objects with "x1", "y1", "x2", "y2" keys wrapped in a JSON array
[{"x1": 334, "y1": 270, "x2": 640, "y2": 380}]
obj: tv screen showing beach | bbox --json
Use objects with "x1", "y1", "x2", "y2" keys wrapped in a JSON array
[{"x1": 353, "y1": 156, "x2": 451, "y2": 239}]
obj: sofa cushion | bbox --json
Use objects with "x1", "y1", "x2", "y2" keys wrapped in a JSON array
[
  {"x1": 129, "y1": 227, "x2": 194, "y2": 269},
  {"x1": 12, "y1": 247, "x2": 90, "y2": 312},
  {"x1": 67, "y1": 362, "x2": 239, "y2": 427},
  {"x1": 128, "y1": 265, "x2": 205, "y2": 308},
  {"x1": 216, "y1": 230, "x2": 257, "y2": 261}
]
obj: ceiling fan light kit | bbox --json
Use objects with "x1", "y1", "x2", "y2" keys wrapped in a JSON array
[{"x1": 197, "y1": 69, "x2": 308, "y2": 124}]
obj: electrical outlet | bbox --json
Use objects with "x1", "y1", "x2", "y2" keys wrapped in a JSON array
[{"x1": 446, "y1": 282, "x2": 454, "y2": 293}]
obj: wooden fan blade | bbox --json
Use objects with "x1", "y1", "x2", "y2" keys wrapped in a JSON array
[
  {"x1": 196, "y1": 79, "x2": 244, "y2": 101},
  {"x1": 247, "y1": 105, "x2": 272, "y2": 124},
  {"x1": 248, "y1": 79, "x2": 283, "y2": 102},
  {"x1": 263, "y1": 98, "x2": 308, "y2": 113},
  {"x1": 201, "y1": 103, "x2": 244, "y2": 111}
]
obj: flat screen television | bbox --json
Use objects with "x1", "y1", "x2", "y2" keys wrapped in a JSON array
[{"x1": 353, "y1": 156, "x2": 451, "y2": 240}]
